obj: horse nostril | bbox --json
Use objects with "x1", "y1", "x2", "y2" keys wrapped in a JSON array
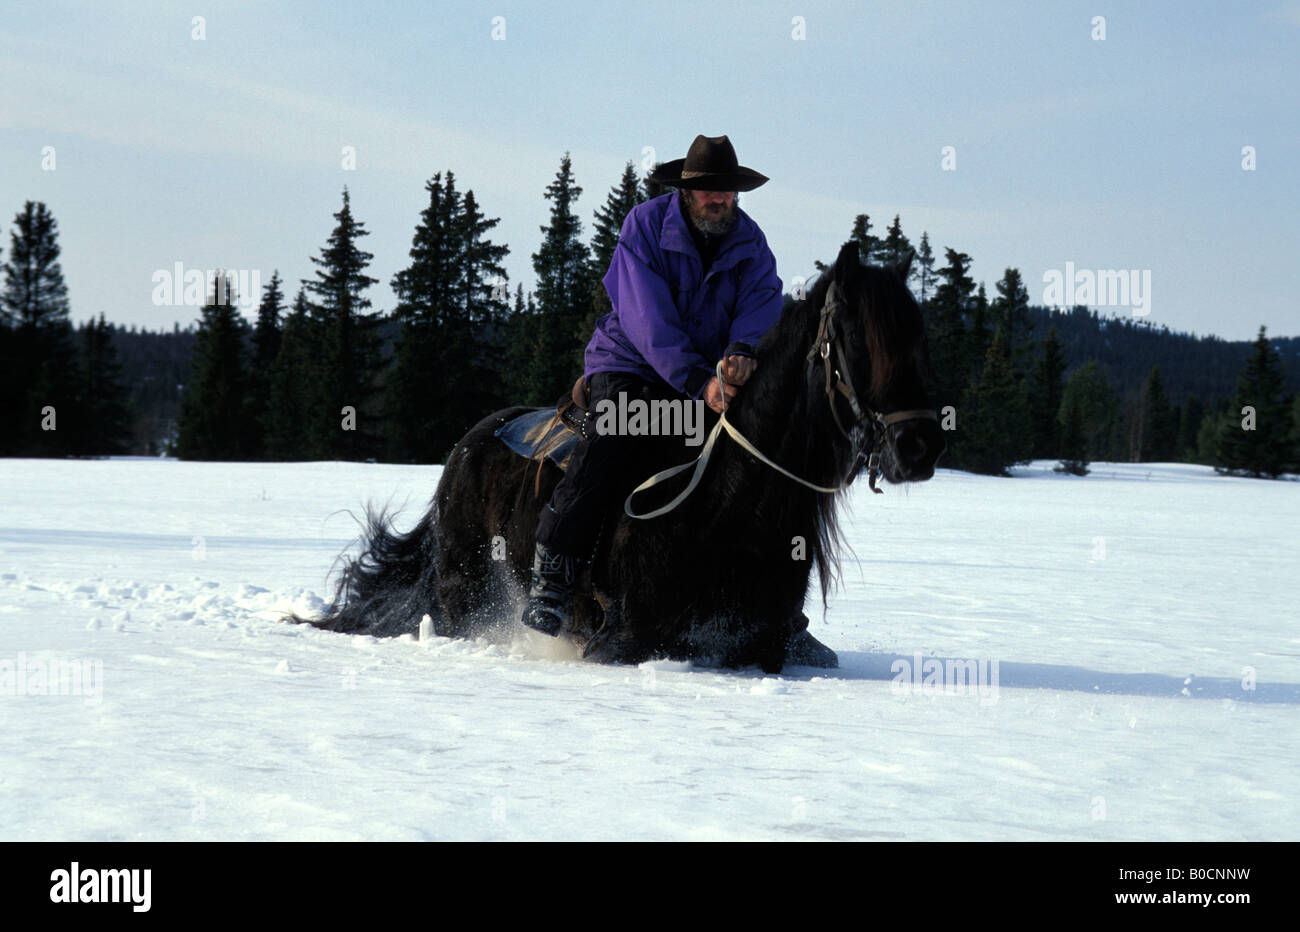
[{"x1": 897, "y1": 428, "x2": 927, "y2": 464}]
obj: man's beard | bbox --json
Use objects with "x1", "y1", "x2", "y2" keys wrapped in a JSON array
[{"x1": 682, "y1": 190, "x2": 739, "y2": 236}]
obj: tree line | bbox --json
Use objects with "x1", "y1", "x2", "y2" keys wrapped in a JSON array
[
  {"x1": 0, "y1": 202, "x2": 132, "y2": 457},
  {"x1": 2, "y1": 161, "x2": 1298, "y2": 479}
]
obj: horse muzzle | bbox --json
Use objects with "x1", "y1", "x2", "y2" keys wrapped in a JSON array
[{"x1": 883, "y1": 416, "x2": 946, "y2": 483}]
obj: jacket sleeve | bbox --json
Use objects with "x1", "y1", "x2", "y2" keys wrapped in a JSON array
[
  {"x1": 603, "y1": 234, "x2": 715, "y2": 398},
  {"x1": 728, "y1": 232, "x2": 784, "y2": 354}
]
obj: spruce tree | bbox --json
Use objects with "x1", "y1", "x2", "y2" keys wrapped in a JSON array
[
  {"x1": 460, "y1": 188, "x2": 513, "y2": 421},
  {"x1": 1137, "y1": 365, "x2": 1177, "y2": 462},
  {"x1": 960, "y1": 328, "x2": 1032, "y2": 475},
  {"x1": 1029, "y1": 327, "x2": 1066, "y2": 459},
  {"x1": 20, "y1": 325, "x2": 83, "y2": 457},
  {"x1": 175, "y1": 273, "x2": 251, "y2": 460},
  {"x1": 816, "y1": 215, "x2": 886, "y2": 273},
  {"x1": 391, "y1": 172, "x2": 463, "y2": 330},
  {"x1": 247, "y1": 270, "x2": 285, "y2": 458},
  {"x1": 1, "y1": 201, "x2": 70, "y2": 328},
  {"x1": 992, "y1": 268, "x2": 1032, "y2": 372},
  {"x1": 503, "y1": 284, "x2": 539, "y2": 405},
  {"x1": 303, "y1": 188, "x2": 380, "y2": 460},
  {"x1": 1056, "y1": 391, "x2": 1089, "y2": 475},
  {"x1": 967, "y1": 283, "x2": 991, "y2": 384},
  {"x1": 2, "y1": 201, "x2": 80, "y2": 455},
  {"x1": 914, "y1": 232, "x2": 938, "y2": 305},
  {"x1": 932, "y1": 249, "x2": 975, "y2": 318},
  {"x1": 849, "y1": 214, "x2": 884, "y2": 265},
  {"x1": 266, "y1": 288, "x2": 315, "y2": 460},
  {"x1": 460, "y1": 189, "x2": 510, "y2": 330},
  {"x1": 0, "y1": 232, "x2": 12, "y2": 455},
  {"x1": 929, "y1": 248, "x2": 976, "y2": 455},
  {"x1": 77, "y1": 314, "x2": 133, "y2": 454},
  {"x1": 1214, "y1": 326, "x2": 1291, "y2": 478},
  {"x1": 387, "y1": 172, "x2": 464, "y2": 462},
  {"x1": 386, "y1": 174, "x2": 511, "y2": 462},
  {"x1": 252, "y1": 271, "x2": 285, "y2": 373},
  {"x1": 385, "y1": 320, "x2": 443, "y2": 462},
  {"x1": 1057, "y1": 361, "x2": 1120, "y2": 465},
  {"x1": 1196, "y1": 403, "x2": 1229, "y2": 466},
  {"x1": 525, "y1": 153, "x2": 592, "y2": 405},
  {"x1": 880, "y1": 215, "x2": 913, "y2": 272},
  {"x1": 642, "y1": 163, "x2": 672, "y2": 201}
]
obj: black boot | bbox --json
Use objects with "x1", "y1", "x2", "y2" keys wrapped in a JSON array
[{"x1": 520, "y1": 542, "x2": 586, "y2": 637}]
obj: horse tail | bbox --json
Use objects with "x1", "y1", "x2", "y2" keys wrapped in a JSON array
[{"x1": 294, "y1": 502, "x2": 442, "y2": 638}]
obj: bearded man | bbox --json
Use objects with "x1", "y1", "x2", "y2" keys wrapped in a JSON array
[{"x1": 522, "y1": 134, "x2": 784, "y2": 638}]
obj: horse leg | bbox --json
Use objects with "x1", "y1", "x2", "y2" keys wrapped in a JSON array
[
  {"x1": 749, "y1": 604, "x2": 839, "y2": 671},
  {"x1": 783, "y1": 610, "x2": 839, "y2": 668},
  {"x1": 435, "y1": 538, "x2": 510, "y2": 638},
  {"x1": 579, "y1": 596, "x2": 618, "y2": 661},
  {"x1": 432, "y1": 407, "x2": 554, "y2": 638}
]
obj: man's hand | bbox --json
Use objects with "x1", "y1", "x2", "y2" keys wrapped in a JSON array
[
  {"x1": 704, "y1": 375, "x2": 738, "y2": 414},
  {"x1": 720, "y1": 353, "x2": 757, "y2": 386},
  {"x1": 704, "y1": 354, "x2": 758, "y2": 413}
]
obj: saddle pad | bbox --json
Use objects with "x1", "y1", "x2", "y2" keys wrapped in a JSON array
[{"x1": 494, "y1": 407, "x2": 580, "y2": 471}]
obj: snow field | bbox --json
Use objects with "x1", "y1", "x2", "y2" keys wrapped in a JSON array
[{"x1": 1, "y1": 457, "x2": 1296, "y2": 840}]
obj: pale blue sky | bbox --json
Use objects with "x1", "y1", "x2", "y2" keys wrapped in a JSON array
[{"x1": 2, "y1": 0, "x2": 1296, "y2": 339}]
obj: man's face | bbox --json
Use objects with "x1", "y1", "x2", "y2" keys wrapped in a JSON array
[{"x1": 683, "y1": 188, "x2": 738, "y2": 235}]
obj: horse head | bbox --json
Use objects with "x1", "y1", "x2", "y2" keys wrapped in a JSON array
[{"x1": 816, "y1": 241, "x2": 946, "y2": 485}]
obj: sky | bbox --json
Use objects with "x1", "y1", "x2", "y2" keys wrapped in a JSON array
[{"x1": 1, "y1": 0, "x2": 1296, "y2": 341}]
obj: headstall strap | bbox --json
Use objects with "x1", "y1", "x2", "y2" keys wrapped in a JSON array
[{"x1": 806, "y1": 280, "x2": 937, "y2": 493}]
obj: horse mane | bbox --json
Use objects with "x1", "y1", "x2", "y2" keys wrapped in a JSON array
[
  {"x1": 797, "y1": 258, "x2": 926, "y2": 401},
  {"x1": 740, "y1": 253, "x2": 925, "y2": 611},
  {"x1": 854, "y1": 263, "x2": 928, "y2": 403}
]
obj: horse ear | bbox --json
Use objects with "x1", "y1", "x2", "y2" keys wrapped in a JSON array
[
  {"x1": 896, "y1": 249, "x2": 915, "y2": 281},
  {"x1": 834, "y1": 241, "x2": 859, "y2": 278}
]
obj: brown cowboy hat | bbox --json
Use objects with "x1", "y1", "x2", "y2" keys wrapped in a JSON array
[{"x1": 649, "y1": 134, "x2": 769, "y2": 192}]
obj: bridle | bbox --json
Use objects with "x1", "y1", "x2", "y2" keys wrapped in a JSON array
[
  {"x1": 805, "y1": 280, "x2": 937, "y2": 492},
  {"x1": 624, "y1": 277, "x2": 937, "y2": 518}
]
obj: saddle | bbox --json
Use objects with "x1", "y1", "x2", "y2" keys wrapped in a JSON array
[{"x1": 492, "y1": 376, "x2": 590, "y2": 471}]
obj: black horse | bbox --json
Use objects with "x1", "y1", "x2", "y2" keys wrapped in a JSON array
[{"x1": 299, "y1": 243, "x2": 944, "y2": 673}]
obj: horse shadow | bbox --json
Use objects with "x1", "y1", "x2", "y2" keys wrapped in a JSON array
[{"x1": 775, "y1": 650, "x2": 1300, "y2": 705}]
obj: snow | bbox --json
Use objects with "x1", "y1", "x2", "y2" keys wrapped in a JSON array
[{"x1": 1, "y1": 456, "x2": 1297, "y2": 840}]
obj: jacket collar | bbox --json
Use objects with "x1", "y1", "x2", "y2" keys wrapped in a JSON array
[{"x1": 659, "y1": 192, "x2": 758, "y2": 270}]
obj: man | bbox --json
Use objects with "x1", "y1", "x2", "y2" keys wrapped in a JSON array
[{"x1": 522, "y1": 134, "x2": 784, "y2": 637}]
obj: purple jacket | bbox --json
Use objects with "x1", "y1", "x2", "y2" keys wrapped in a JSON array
[{"x1": 585, "y1": 192, "x2": 784, "y2": 398}]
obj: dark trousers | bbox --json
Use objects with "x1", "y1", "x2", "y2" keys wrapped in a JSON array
[{"x1": 536, "y1": 371, "x2": 689, "y2": 558}]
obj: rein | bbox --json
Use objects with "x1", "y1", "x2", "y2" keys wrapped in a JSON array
[{"x1": 625, "y1": 280, "x2": 937, "y2": 520}]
